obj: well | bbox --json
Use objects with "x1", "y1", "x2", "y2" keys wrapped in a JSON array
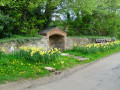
[
  {"x1": 39, "y1": 27, "x2": 67, "y2": 50},
  {"x1": 49, "y1": 34, "x2": 65, "y2": 50}
]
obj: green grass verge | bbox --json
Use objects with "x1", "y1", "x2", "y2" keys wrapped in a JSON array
[
  {"x1": 0, "y1": 53, "x2": 80, "y2": 84},
  {"x1": 63, "y1": 47, "x2": 120, "y2": 64}
]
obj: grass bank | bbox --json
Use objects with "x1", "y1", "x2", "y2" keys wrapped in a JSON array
[
  {"x1": 0, "y1": 47, "x2": 79, "y2": 84},
  {"x1": 0, "y1": 41, "x2": 120, "y2": 84},
  {"x1": 63, "y1": 47, "x2": 120, "y2": 64},
  {"x1": 63, "y1": 41, "x2": 120, "y2": 64}
]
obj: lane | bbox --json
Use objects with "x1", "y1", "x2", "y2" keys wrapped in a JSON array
[{"x1": 26, "y1": 53, "x2": 120, "y2": 90}]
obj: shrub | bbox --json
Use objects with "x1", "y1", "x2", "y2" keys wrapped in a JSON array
[{"x1": 0, "y1": 13, "x2": 14, "y2": 38}]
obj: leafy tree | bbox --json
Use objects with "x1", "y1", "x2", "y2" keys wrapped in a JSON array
[
  {"x1": 0, "y1": 0, "x2": 61, "y2": 37},
  {"x1": 56, "y1": 0, "x2": 120, "y2": 37},
  {"x1": 0, "y1": 0, "x2": 120, "y2": 38}
]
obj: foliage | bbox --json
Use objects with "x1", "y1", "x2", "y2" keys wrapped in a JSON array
[
  {"x1": 55, "y1": 0, "x2": 120, "y2": 38},
  {"x1": 0, "y1": 0, "x2": 61, "y2": 37},
  {"x1": 0, "y1": 13, "x2": 14, "y2": 38},
  {"x1": 0, "y1": 0, "x2": 120, "y2": 38}
]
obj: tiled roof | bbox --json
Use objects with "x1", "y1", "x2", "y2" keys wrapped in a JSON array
[{"x1": 39, "y1": 27, "x2": 57, "y2": 35}]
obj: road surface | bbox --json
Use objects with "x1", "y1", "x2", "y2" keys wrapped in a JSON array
[{"x1": 26, "y1": 53, "x2": 120, "y2": 90}]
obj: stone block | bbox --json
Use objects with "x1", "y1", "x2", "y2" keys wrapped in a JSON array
[
  {"x1": 61, "y1": 53, "x2": 70, "y2": 56},
  {"x1": 45, "y1": 67, "x2": 56, "y2": 72},
  {"x1": 74, "y1": 56, "x2": 89, "y2": 61},
  {"x1": 96, "y1": 38, "x2": 107, "y2": 43},
  {"x1": 107, "y1": 38, "x2": 111, "y2": 42}
]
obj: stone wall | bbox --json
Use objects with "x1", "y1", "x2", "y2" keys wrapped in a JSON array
[
  {"x1": 0, "y1": 36, "x2": 48, "y2": 53},
  {"x1": 66, "y1": 37, "x2": 94, "y2": 49},
  {"x1": 0, "y1": 36, "x2": 94, "y2": 53}
]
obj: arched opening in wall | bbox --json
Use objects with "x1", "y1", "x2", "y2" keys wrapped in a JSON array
[{"x1": 49, "y1": 34, "x2": 65, "y2": 50}]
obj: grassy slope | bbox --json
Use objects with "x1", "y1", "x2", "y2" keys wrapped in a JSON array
[
  {"x1": 63, "y1": 47, "x2": 120, "y2": 64},
  {"x1": 0, "y1": 53, "x2": 79, "y2": 84}
]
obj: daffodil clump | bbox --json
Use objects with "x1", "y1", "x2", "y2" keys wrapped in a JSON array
[
  {"x1": 0, "y1": 47, "x2": 5, "y2": 52},
  {"x1": 19, "y1": 46, "x2": 60, "y2": 56},
  {"x1": 0, "y1": 47, "x2": 5, "y2": 59},
  {"x1": 14, "y1": 46, "x2": 61, "y2": 64},
  {"x1": 73, "y1": 41, "x2": 120, "y2": 54}
]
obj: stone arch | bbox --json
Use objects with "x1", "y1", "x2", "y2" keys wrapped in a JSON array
[{"x1": 49, "y1": 34, "x2": 65, "y2": 50}]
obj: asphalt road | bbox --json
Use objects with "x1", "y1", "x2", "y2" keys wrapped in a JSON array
[{"x1": 26, "y1": 53, "x2": 120, "y2": 90}]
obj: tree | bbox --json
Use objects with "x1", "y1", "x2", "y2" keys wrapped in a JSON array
[
  {"x1": 0, "y1": 0, "x2": 120, "y2": 38},
  {"x1": 0, "y1": 0, "x2": 61, "y2": 37},
  {"x1": 56, "y1": 0, "x2": 100, "y2": 35}
]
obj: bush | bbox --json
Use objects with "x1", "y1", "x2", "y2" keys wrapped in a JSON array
[{"x1": 0, "y1": 13, "x2": 14, "y2": 38}]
